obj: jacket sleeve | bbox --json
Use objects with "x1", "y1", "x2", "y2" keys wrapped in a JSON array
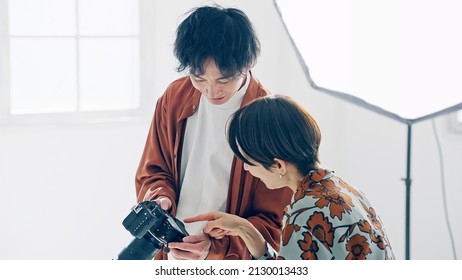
[
  {"x1": 206, "y1": 179, "x2": 293, "y2": 260},
  {"x1": 135, "y1": 93, "x2": 178, "y2": 213}
]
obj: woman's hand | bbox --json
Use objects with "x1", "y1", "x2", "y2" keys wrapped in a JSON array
[
  {"x1": 184, "y1": 211, "x2": 267, "y2": 259},
  {"x1": 184, "y1": 211, "x2": 247, "y2": 238}
]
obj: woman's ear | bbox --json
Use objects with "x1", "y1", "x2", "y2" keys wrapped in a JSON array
[{"x1": 273, "y1": 158, "x2": 287, "y2": 175}]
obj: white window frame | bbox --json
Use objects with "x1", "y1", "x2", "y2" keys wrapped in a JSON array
[{"x1": 0, "y1": 0, "x2": 155, "y2": 126}]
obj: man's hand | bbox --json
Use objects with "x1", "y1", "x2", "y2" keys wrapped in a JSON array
[
  {"x1": 167, "y1": 233, "x2": 212, "y2": 260},
  {"x1": 154, "y1": 196, "x2": 172, "y2": 211}
]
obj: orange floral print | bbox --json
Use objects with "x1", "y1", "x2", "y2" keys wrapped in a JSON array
[
  {"x1": 282, "y1": 223, "x2": 301, "y2": 246},
  {"x1": 306, "y1": 180, "x2": 354, "y2": 220},
  {"x1": 358, "y1": 220, "x2": 387, "y2": 250},
  {"x1": 308, "y1": 169, "x2": 330, "y2": 183},
  {"x1": 295, "y1": 169, "x2": 330, "y2": 202},
  {"x1": 345, "y1": 234, "x2": 372, "y2": 260},
  {"x1": 269, "y1": 169, "x2": 394, "y2": 260},
  {"x1": 360, "y1": 201, "x2": 383, "y2": 230},
  {"x1": 298, "y1": 232, "x2": 319, "y2": 260},
  {"x1": 294, "y1": 183, "x2": 310, "y2": 202},
  {"x1": 339, "y1": 178, "x2": 362, "y2": 198},
  {"x1": 358, "y1": 220, "x2": 372, "y2": 233},
  {"x1": 306, "y1": 211, "x2": 334, "y2": 250}
]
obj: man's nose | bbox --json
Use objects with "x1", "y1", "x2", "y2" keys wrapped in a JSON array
[{"x1": 205, "y1": 85, "x2": 220, "y2": 97}]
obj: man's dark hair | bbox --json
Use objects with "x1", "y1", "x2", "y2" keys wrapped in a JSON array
[
  {"x1": 174, "y1": 5, "x2": 261, "y2": 77},
  {"x1": 227, "y1": 95, "x2": 321, "y2": 176}
]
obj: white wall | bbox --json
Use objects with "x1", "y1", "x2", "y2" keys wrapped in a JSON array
[{"x1": 0, "y1": 0, "x2": 461, "y2": 260}]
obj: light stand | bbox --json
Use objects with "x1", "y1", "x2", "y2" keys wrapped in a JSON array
[{"x1": 404, "y1": 124, "x2": 411, "y2": 260}]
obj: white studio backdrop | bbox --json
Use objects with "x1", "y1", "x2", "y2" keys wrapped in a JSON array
[{"x1": 0, "y1": 0, "x2": 461, "y2": 260}]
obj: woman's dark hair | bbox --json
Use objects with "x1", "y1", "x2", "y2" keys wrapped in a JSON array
[
  {"x1": 174, "y1": 5, "x2": 260, "y2": 77},
  {"x1": 227, "y1": 95, "x2": 321, "y2": 176}
]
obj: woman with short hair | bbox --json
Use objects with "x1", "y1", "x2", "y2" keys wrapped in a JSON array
[{"x1": 185, "y1": 95, "x2": 395, "y2": 260}]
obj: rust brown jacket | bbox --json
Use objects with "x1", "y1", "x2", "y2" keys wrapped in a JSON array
[{"x1": 135, "y1": 74, "x2": 292, "y2": 259}]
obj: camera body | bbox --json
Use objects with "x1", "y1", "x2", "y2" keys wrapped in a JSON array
[{"x1": 117, "y1": 200, "x2": 189, "y2": 260}]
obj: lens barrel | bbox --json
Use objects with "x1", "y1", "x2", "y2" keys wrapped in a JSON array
[{"x1": 116, "y1": 236, "x2": 162, "y2": 260}]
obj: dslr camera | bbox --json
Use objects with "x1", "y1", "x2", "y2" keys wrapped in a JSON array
[{"x1": 116, "y1": 200, "x2": 189, "y2": 260}]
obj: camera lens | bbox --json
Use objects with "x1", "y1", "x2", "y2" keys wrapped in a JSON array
[{"x1": 117, "y1": 236, "x2": 162, "y2": 260}]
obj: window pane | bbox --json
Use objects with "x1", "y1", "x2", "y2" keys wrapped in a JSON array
[
  {"x1": 8, "y1": 0, "x2": 75, "y2": 36},
  {"x1": 457, "y1": 110, "x2": 462, "y2": 123},
  {"x1": 9, "y1": 38, "x2": 77, "y2": 114},
  {"x1": 78, "y1": 0, "x2": 139, "y2": 36},
  {"x1": 79, "y1": 38, "x2": 139, "y2": 111}
]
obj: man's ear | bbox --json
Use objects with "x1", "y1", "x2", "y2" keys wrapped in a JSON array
[{"x1": 273, "y1": 158, "x2": 287, "y2": 175}]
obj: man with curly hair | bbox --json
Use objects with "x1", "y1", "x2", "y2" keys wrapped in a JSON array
[{"x1": 135, "y1": 5, "x2": 292, "y2": 260}]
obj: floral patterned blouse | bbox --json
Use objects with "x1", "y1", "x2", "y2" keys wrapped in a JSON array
[{"x1": 260, "y1": 168, "x2": 395, "y2": 260}]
